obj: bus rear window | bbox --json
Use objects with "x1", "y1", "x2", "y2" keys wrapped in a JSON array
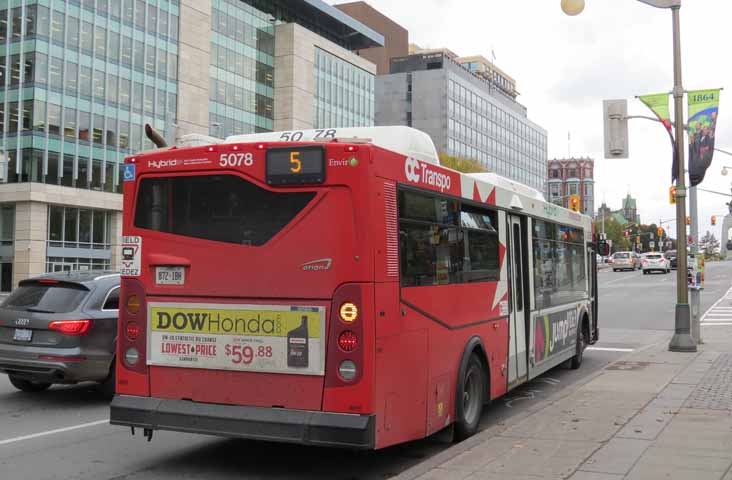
[{"x1": 134, "y1": 175, "x2": 316, "y2": 246}]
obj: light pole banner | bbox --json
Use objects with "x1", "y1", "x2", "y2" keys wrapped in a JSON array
[
  {"x1": 639, "y1": 93, "x2": 677, "y2": 183},
  {"x1": 688, "y1": 89, "x2": 721, "y2": 186},
  {"x1": 639, "y1": 93, "x2": 672, "y2": 131}
]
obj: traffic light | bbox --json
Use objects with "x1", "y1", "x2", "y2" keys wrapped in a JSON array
[
  {"x1": 712, "y1": 216, "x2": 717, "y2": 226},
  {"x1": 569, "y1": 194, "x2": 580, "y2": 212},
  {"x1": 669, "y1": 186, "x2": 677, "y2": 204},
  {"x1": 657, "y1": 227, "x2": 664, "y2": 237},
  {"x1": 603, "y1": 99, "x2": 629, "y2": 159},
  {"x1": 636, "y1": 235, "x2": 641, "y2": 245},
  {"x1": 686, "y1": 216, "x2": 691, "y2": 226}
]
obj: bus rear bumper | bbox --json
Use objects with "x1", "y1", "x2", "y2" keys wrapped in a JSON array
[{"x1": 110, "y1": 395, "x2": 375, "y2": 449}]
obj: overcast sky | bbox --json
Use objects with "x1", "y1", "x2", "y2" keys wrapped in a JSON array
[{"x1": 330, "y1": 0, "x2": 732, "y2": 241}]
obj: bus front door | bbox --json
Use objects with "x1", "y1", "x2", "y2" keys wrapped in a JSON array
[{"x1": 507, "y1": 215, "x2": 529, "y2": 387}]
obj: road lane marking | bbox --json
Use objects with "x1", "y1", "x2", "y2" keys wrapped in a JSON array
[
  {"x1": 0, "y1": 419, "x2": 108, "y2": 446},
  {"x1": 701, "y1": 285, "x2": 732, "y2": 325},
  {"x1": 702, "y1": 322, "x2": 732, "y2": 326},
  {"x1": 604, "y1": 276, "x2": 635, "y2": 286},
  {"x1": 587, "y1": 347, "x2": 635, "y2": 352}
]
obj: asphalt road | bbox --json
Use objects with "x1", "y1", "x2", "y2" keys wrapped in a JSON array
[{"x1": 2, "y1": 262, "x2": 731, "y2": 479}]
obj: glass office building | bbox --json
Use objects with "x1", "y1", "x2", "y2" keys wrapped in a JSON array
[
  {"x1": 0, "y1": 0, "x2": 380, "y2": 290},
  {"x1": 1, "y1": 0, "x2": 180, "y2": 191},
  {"x1": 208, "y1": 0, "x2": 274, "y2": 137},
  {"x1": 378, "y1": 52, "x2": 548, "y2": 193},
  {"x1": 313, "y1": 46, "x2": 374, "y2": 129}
]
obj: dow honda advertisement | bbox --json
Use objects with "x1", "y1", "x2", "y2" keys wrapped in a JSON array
[{"x1": 147, "y1": 303, "x2": 325, "y2": 376}]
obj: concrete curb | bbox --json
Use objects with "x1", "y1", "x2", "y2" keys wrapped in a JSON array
[{"x1": 393, "y1": 341, "x2": 667, "y2": 480}]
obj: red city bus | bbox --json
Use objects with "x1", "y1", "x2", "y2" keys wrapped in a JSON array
[{"x1": 111, "y1": 126, "x2": 599, "y2": 449}]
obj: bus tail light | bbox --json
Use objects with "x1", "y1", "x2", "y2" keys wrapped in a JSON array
[
  {"x1": 339, "y1": 302, "x2": 358, "y2": 323},
  {"x1": 126, "y1": 322, "x2": 141, "y2": 340},
  {"x1": 119, "y1": 278, "x2": 147, "y2": 374},
  {"x1": 325, "y1": 284, "x2": 364, "y2": 387},
  {"x1": 338, "y1": 360, "x2": 357, "y2": 381},
  {"x1": 338, "y1": 331, "x2": 358, "y2": 352}
]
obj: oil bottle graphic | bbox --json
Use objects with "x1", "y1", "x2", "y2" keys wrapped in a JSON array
[{"x1": 287, "y1": 316, "x2": 309, "y2": 368}]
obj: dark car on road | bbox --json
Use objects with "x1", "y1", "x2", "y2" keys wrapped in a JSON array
[
  {"x1": 0, "y1": 271, "x2": 120, "y2": 395},
  {"x1": 666, "y1": 250, "x2": 678, "y2": 269}
]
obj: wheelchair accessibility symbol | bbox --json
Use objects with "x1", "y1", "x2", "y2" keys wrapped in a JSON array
[{"x1": 123, "y1": 164, "x2": 136, "y2": 182}]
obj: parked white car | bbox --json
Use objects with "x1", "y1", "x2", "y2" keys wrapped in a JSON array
[{"x1": 642, "y1": 252, "x2": 670, "y2": 274}]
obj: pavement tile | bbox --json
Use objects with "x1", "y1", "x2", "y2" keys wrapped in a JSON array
[
  {"x1": 464, "y1": 473, "x2": 554, "y2": 480},
  {"x1": 579, "y1": 365, "x2": 681, "y2": 395},
  {"x1": 677, "y1": 407, "x2": 731, "y2": 417},
  {"x1": 625, "y1": 464, "x2": 725, "y2": 480},
  {"x1": 474, "y1": 438, "x2": 599, "y2": 477},
  {"x1": 439, "y1": 438, "x2": 518, "y2": 471},
  {"x1": 578, "y1": 438, "x2": 651, "y2": 475},
  {"x1": 647, "y1": 383, "x2": 696, "y2": 409},
  {"x1": 568, "y1": 473, "x2": 624, "y2": 480},
  {"x1": 615, "y1": 406, "x2": 674, "y2": 440},
  {"x1": 413, "y1": 468, "x2": 474, "y2": 480},
  {"x1": 636, "y1": 446, "x2": 732, "y2": 472}
]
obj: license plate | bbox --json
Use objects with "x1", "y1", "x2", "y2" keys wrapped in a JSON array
[
  {"x1": 156, "y1": 266, "x2": 185, "y2": 285},
  {"x1": 13, "y1": 328, "x2": 32, "y2": 342}
]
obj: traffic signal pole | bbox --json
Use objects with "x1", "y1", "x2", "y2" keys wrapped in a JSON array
[
  {"x1": 668, "y1": 5, "x2": 697, "y2": 352},
  {"x1": 690, "y1": 185, "x2": 701, "y2": 344}
]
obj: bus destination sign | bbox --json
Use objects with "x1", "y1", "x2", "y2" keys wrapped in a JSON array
[{"x1": 266, "y1": 146, "x2": 325, "y2": 185}]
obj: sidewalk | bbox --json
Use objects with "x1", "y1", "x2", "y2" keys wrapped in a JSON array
[{"x1": 397, "y1": 324, "x2": 732, "y2": 480}]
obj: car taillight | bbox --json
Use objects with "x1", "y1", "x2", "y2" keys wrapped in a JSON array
[
  {"x1": 48, "y1": 320, "x2": 91, "y2": 336},
  {"x1": 338, "y1": 331, "x2": 358, "y2": 352}
]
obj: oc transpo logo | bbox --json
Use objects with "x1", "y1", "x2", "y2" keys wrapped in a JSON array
[
  {"x1": 405, "y1": 157, "x2": 421, "y2": 182},
  {"x1": 404, "y1": 157, "x2": 452, "y2": 192}
]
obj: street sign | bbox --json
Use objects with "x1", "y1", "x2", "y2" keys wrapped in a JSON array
[
  {"x1": 688, "y1": 235, "x2": 695, "y2": 246},
  {"x1": 650, "y1": 241, "x2": 655, "y2": 248}
]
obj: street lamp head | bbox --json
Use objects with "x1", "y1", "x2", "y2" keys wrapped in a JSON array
[{"x1": 561, "y1": 0, "x2": 586, "y2": 16}]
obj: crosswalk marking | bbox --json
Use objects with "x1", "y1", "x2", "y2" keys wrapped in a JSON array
[{"x1": 701, "y1": 286, "x2": 732, "y2": 326}]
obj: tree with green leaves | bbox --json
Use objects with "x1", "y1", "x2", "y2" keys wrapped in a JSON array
[
  {"x1": 438, "y1": 152, "x2": 486, "y2": 173},
  {"x1": 593, "y1": 216, "x2": 631, "y2": 252}
]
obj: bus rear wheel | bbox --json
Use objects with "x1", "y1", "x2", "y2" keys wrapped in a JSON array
[
  {"x1": 570, "y1": 320, "x2": 588, "y2": 370},
  {"x1": 455, "y1": 353, "x2": 485, "y2": 441}
]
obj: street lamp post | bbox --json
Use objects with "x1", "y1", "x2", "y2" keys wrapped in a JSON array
[
  {"x1": 562, "y1": 0, "x2": 696, "y2": 351},
  {"x1": 667, "y1": 4, "x2": 696, "y2": 351}
]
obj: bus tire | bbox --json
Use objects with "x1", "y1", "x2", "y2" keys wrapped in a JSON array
[
  {"x1": 570, "y1": 316, "x2": 588, "y2": 370},
  {"x1": 455, "y1": 353, "x2": 485, "y2": 441}
]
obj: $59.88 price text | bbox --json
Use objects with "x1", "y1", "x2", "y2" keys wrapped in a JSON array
[{"x1": 224, "y1": 344, "x2": 273, "y2": 365}]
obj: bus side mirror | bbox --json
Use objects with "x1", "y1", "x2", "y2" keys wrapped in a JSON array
[{"x1": 597, "y1": 241, "x2": 610, "y2": 257}]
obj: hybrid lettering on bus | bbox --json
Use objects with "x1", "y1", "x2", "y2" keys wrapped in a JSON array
[{"x1": 111, "y1": 126, "x2": 600, "y2": 449}]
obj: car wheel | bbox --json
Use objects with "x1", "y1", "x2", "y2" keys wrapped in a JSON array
[
  {"x1": 613, "y1": 269, "x2": 618, "y2": 272},
  {"x1": 454, "y1": 354, "x2": 486, "y2": 441},
  {"x1": 99, "y1": 363, "x2": 116, "y2": 399},
  {"x1": 643, "y1": 270, "x2": 647, "y2": 275},
  {"x1": 8, "y1": 374, "x2": 51, "y2": 393}
]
